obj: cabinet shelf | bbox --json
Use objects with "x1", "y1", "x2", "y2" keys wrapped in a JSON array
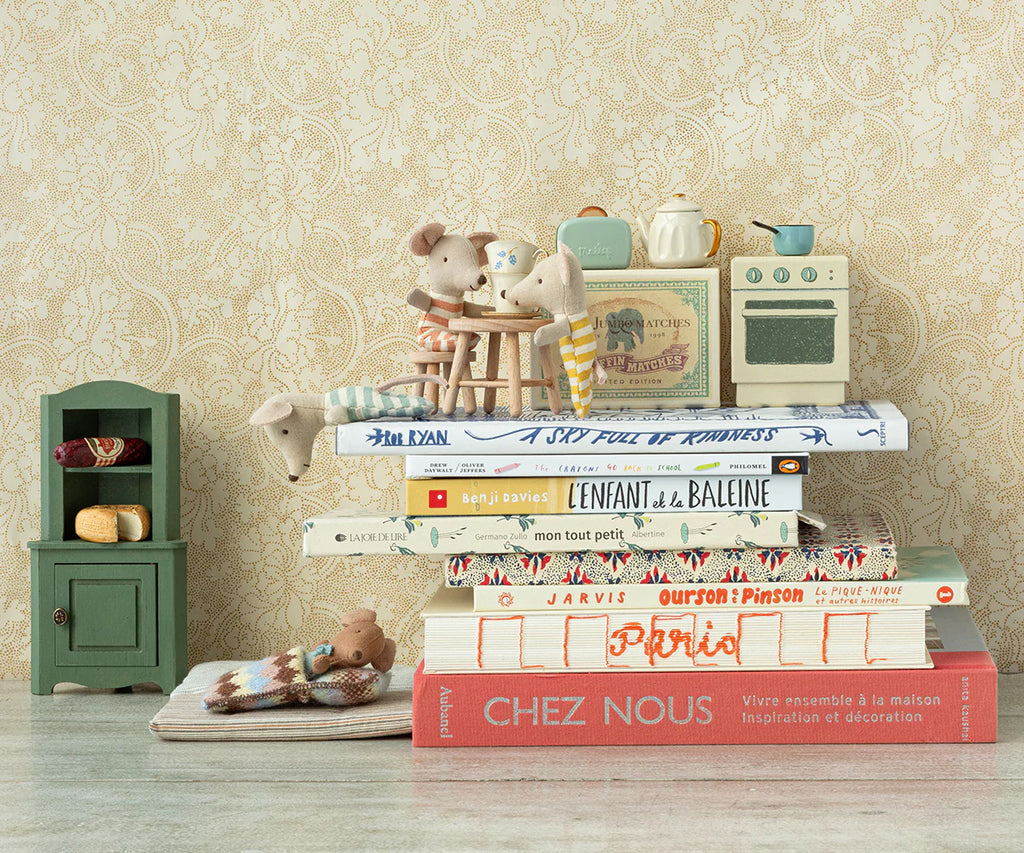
[
  {"x1": 63, "y1": 465, "x2": 154, "y2": 475},
  {"x1": 29, "y1": 538, "x2": 186, "y2": 551},
  {"x1": 40, "y1": 382, "x2": 179, "y2": 542}
]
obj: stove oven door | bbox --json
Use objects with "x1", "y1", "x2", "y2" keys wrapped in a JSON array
[
  {"x1": 733, "y1": 294, "x2": 849, "y2": 383},
  {"x1": 743, "y1": 299, "x2": 837, "y2": 363}
]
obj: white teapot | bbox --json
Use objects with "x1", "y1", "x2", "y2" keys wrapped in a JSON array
[{"x1": 636, "y1": 194, "x2": 722, "y2": 268}]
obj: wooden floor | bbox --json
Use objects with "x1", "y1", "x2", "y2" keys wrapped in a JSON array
[{"x1": 3, "y1": 677, "x2": 1024, "y2": 852}]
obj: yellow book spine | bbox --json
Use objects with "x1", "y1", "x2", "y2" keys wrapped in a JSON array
[{"x1": 405, "y1": 478, "x2": 574, "y2": 515}]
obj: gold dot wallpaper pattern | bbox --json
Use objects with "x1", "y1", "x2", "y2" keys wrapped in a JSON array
[{"x1": 2, "y1": 0, "x2": 1023, "y2": 676}]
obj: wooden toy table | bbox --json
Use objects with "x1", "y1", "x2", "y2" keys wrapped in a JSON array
[{"x1": 441, "y1": 316, "x2": 563, "y2": 416}]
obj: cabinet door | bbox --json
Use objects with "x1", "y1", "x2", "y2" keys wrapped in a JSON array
[{"x1": 54, "y1": 563, "x2": 158, "y2": 667}]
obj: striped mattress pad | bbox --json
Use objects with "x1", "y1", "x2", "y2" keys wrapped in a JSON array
[{"x1": 149, "y1": 660, "x2": 413, "y2": 741}]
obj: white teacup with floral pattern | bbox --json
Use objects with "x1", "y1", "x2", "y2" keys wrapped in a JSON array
[{"x1": 485, "y1": 240, "x2": 546, "y2": 313}]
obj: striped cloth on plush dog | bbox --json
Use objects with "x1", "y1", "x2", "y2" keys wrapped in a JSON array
[
  {"x1": 416, "y1": 296, "x2": 479, "y2": 352},
  {"x1": 323, "y1": 385, "x2": 435, "y2": 422},
  {"x1": 558, "y1": 311, "x2": 600, "y2": 418}
]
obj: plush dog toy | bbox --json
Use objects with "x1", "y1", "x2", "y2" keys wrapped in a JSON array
[
  {"x1": 500, "y1": 242, "x2": 607, "y2": 418},
  {"x1": 310, "y1": 609, "x2": 397, "y2": 675},
  {"x1": 406, "y1": 223, "x2": 498, "y2": 352},
  {"x1": 250, "y1": 375, "x2": 445, "y2": 481}
]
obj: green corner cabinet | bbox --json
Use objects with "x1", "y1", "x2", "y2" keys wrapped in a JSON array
[{"x1": 29, "y1": 381, "x2": 187, "y2": 694}]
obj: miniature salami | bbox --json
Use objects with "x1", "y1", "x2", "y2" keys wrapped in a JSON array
[{"x1": 53, "y1": 437, "x2": 149, "y2": 468}]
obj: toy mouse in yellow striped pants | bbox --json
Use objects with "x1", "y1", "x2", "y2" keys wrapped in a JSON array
[{"x1": 500, "y1": 242, "x2": 607, "y2": 418}]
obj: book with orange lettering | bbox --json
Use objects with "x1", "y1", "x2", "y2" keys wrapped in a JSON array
[
  {"x1": 420, "y1": 586, "x2": 930, "y2": 674},
  {"x1": 469, "y1": 546, "x2": 968, "y2": 611}
]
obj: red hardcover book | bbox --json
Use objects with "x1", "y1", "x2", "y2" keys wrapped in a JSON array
[{"x1": 412, "y1": 607, "x2": 997, "y2": 746}]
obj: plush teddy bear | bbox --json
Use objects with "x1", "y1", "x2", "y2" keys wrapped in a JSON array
[
  {"x1": 406, "y1": 223, "x2": 498, "y2": 352},
  {"x1": 500, "y1": 242, "x2": 608, "y2": 418},
  {"x1": 310, "y1": 608, "x2": 397, "y2": 675}
]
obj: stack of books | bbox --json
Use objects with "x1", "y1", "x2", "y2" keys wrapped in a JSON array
[{"x1": 303, "y1": 402, "x2": 998, "y2": 746}]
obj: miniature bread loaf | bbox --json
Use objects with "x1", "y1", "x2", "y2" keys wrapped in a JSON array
[
  {"x1": 75, "y1": 505, "x2": 152, "y2": 543},
  {"x1": 53, "y1": 437, "x2": 149, "y2": 468}
]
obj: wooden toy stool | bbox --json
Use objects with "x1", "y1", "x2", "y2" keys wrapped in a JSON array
[
  {"x1": 441, "y1": 317, "x2": 563, "y2": 417},
  {"x1": 409, "y1": 350, "x2": 477, "y2": 413}
]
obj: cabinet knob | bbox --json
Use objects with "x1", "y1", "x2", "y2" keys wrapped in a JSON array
[{"x1": 52, "y1": 608, "x2": 68, "y2": 626}]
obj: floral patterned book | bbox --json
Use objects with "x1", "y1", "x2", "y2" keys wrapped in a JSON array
[
  {"x1": 445, "y1": 514, "x2": 896, "y2": 586},
  {"x1": 471, "y1": 546, "x2": 967, "y2": 612}
]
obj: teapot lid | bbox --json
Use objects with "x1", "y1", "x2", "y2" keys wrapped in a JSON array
[{"x1": 657, "y1": 193, "x2": 703, "y2": 213}]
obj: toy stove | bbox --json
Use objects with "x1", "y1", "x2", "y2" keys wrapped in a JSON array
[{"x1": 730, "y1": 255, "x2": 849, "y2": 407}]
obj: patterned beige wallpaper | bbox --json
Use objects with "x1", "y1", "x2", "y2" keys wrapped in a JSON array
[{"x1": 2, "y1": 0, "x2": 1023, "y2": 677}]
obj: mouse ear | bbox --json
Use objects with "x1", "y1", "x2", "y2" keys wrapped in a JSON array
[
  {"x1": 556, "y1": 241, "x2": 572, "y2": 286},
  {"x1": 250, "y1": 397, "x2": 294, "y2": 425},
  {"x1": 409, "y1": 223, "x2": 446, "y2": 256},
  {"x1": 467, "y1": 231, "x2": 498, "y2": 267}
]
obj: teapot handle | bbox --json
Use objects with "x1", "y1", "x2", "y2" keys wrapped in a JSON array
[{"x1": 703, "y1": 219, "x2": 722, "y2": 258}]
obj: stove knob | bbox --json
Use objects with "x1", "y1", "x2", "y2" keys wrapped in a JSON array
[
  {"x1": 773, "y1": 267, "x2": 790, "y2": 283},
  {"x1": 801, "y1": 267, "x2": 818, "y2": 282},
  {"x1": 745, "y1": 268, "x2": 762, "y2": 283}
]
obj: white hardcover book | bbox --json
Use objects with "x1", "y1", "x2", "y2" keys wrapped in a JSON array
[
  {"x1": 422, "y1": 587, "x2": 930, "y2": 673},
  {"x1": 405, "y1": 452, "x2": 809, "y2": 478},
  {"x1": 302, "y1": 508, "x2": 798, "y2": 557},
  {"x1": 334, "y1": 400, "x2": 907, "y2": 456}
]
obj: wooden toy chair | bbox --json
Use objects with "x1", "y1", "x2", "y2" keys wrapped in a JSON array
[{"x1": 408, "y1": 350, "x2": 477, "y2": 414}]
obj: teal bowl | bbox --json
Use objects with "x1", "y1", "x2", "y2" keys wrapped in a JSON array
[{"x1": 772, "y1": 225, "x2": 815, "y2": 256}]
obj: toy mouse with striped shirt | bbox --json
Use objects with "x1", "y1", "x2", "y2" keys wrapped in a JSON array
[
  {"x1": 406, "y1": 223, "x2": 498, "y2": 352},
  {"x1": 500, "y1": 242, "x2": 608, "y2": 418}
]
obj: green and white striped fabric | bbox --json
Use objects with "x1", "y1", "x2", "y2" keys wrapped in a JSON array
[{"x1": 323, "y1": 386, "x2": 434, "y2": 424}]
